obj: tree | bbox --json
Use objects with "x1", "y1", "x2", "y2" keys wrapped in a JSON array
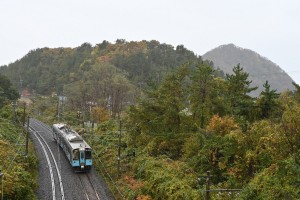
[
  {"x1": 225, "y1": 64, "x2": 257, "y2": 127},
  {"x1": 280, "y1": 96, "x2": 300, "y2": 155},
  {"x1": 130, "y1": 64, "x2": 189, "y2": 133},
  {"x1": 189, "y1": 62, "x2": 215, "y2": 128},
  {"x1": 256, "y1": 80, "x2": 280, "y2": 119},
  {"x1": 291, "y1": 81, "x2": 300, "y2": 103},
  {"x1": 110, "y1": 74, "x2": 135, "y2": 118},
  {"x1": 239, "y1": 156, "x2": 300, "y2": 200},
  {"x1": 64, "y1": 62, "x2": 135, "y2": 119},
  {"x1": 157, "y1": 64, "x2": 190, "y2": 133},
  {"x1": 210, "y1": 77, "x2": 230, "y2": 116},
  {"x1": 0, "y1": 74, "x2": 20, "y2": 108}
]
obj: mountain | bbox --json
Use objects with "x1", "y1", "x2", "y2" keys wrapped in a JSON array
[
  {"x1": 0, "y1": 40, "x2": 201, "y2": 95},
  {"x1": 202, "y1": 43, "x2": 295, "y2": 96}
]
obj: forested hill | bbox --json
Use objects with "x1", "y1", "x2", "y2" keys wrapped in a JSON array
[
  {"x1": 0, "y1": 40, "x2": 204, "y2": 95},
  {"x1": 0, "y1": 41, "x2": 294, "y2": 97},
  {"x1": 203, "y1": 44, "x2": 294, "y2": 96}
]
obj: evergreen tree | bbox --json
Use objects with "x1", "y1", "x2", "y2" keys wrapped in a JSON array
[
  {"x1": 189, "y1": 62, "x2": 215, "y2": 128},
  {"x1": 128, "y1": 64, "x2": 190, "y2": 134},
  {"x1": 158, "y1": 64, "x2": 189, "y2": 133},
  {"x1": 225, "y1": 64, "x2": 257, "y2": 127},
  {"x1": 0, "y1": 74, "x2": 20, "y2": 108},
  {"x1": 256, "y1": 80, "x2": 280, "y2": 119},
  {"x1": 291, "y1": 81, "x2": 300, "y2": 103}
]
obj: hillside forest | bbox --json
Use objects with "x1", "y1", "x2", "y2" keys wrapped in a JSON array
[
  {"x1": 0, "y1": 74, "x2": 38, "y2": 199},
  {"x1": 1, "y1": 40, "x2": 300, "y2": 199}
]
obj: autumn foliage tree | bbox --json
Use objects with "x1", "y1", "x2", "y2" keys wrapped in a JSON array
[{"x1": 206, "y1": 114, "x2": 238, "y2": 136}]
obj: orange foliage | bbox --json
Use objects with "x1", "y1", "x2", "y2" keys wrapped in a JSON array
[
  {"x1": 122, "y1": 175, "x2": 144, "y2": 190},
  {"x1": 92, "y1": 107, "x2": 110, "y2": 123},
  {"x1": 206, "y1": 114, "x2": 239, "y2": 136},
  {"x1": 136, "y1": 195, "x2": 152, "y2": 200},
  {"x1": 97, "y1": 55, "x2": 110, "y2": 62}
]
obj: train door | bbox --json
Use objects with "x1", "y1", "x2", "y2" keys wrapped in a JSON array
[{"x1": 80, "y1": 149, "x2": 85, "y2": 169}]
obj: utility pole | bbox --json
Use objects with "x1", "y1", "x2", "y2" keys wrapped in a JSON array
[
  {"x1": 23, "y1": 102, "x2": 26, "y2": 126},
  {"x1": 117, "y1": 120, "x2": 122, "y2": 178},
  {"x1": 0, "y1": 170, "x2": 4, "y2": 200},
  {"x1": 12, "y1": 101, "x2": 17, "y2": 122},
  {"x1": 92, "y1": 119, "x2": 94, "y2": 135},
  {"x1": 26, "y1": 115, "x2": 29, "y2": 156},
  {"x1": 205, "y1": 171, "x2": 211, "y2": 200},
  {"x1": 61, "y1": 94, "x2": 64, "y2": 119},
  {"x1": 82, "y1": 102, "x2": 85, "y2": 129},
  {"x1": 19, "y1": 77, "x2": 23, "y2": 95},
  {"x1": 56, "y1": 97, "x2": 60, "y2": 121},
  {"x1": 77, "y1": 111, "x2": 81, "y2": 125},
  {"x1": 198, "y1": 171, "x2": 242, "y2": 200}
]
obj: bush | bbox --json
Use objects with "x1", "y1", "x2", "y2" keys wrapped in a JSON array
[{"x1": 238, "y1": 156, "x2": 300, "y2": 199}]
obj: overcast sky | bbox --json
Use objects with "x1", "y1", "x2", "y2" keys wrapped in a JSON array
[{"x1": 1, "y1": 0, "x2": 300, "y2": 83}]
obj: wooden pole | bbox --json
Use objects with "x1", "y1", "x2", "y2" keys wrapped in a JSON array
[
  {"x1": 26, "y1": 115, "x2": 29, "y2": 156},
  {"x1": 206, "y1": 171, "x2": 211, "y2": 200},
  {"x1": 23, "y1": 102, "x2": 26, "y2": 126},
  {"x1": 117, "y1": 120, "x2": 121, "y2": 178}
]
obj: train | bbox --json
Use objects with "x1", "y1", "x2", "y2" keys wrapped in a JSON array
[{"x1": 52, "y1": 123, "x2": 92, "y2": 171}]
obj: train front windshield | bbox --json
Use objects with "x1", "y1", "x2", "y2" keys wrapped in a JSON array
[
  {"x1": 85, "y1": 149, "x2": 92, "y2": 159},
  {"x1": 73, "y1": 149, "x2": 79, "y2": 160}
]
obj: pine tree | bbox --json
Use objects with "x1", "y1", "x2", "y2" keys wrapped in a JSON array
[
  {"x1": 189, "y1": 62, "x2": 215, "y2": 128},
  {"x1": 225, "y1": 64, "x2": 257, "y2": 127},
  {"x1": 256, "y1": 80, "x2": 279, "y2": 119}
]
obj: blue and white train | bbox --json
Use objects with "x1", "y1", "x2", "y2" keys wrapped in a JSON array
[{"x1": 52, "y1": 123, "x2": 92, "y2": 171}]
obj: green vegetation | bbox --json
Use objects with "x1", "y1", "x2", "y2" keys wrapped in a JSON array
[
  {"x1": 121, "y1": 63, "x2": 300, "y2": 199},
  {"x1": 0, "y1": 106, "x2": 38, "y2": 200},
  {"x1": 0, "y1": 74, "x2": 38, "y2": 199},
  {"x1": 1, "y1": 40, "x2": 299, "y2": 199},
  {"x1": 0, "y1": 74, "x2": 19, "y2": 108},
  {"x1": 0, "y1": 40, "x2": 202, "y2": 96}
]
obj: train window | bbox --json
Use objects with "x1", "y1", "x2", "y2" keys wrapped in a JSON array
[
  {"x1": 73, "y1": 149, "x2": 79, "y2": 160},
  {"x1": 85, "y1": 149, "x2": 92, "y2": 159}
]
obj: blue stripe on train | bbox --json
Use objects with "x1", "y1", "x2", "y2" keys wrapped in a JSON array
[
  {"x1": 71, "y1": 160, "x2": 92, "y2": 167},
  {"x1": 72, "y1": 160, "x2": 80, "y2": 167},
  {"x1": 85, "y1": 159, "x2": 92, "y2": 166}
]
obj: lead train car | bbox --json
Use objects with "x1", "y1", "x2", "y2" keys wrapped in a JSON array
[{"x1": 52, "y1": 123, "x2": 92, "y2": 171}]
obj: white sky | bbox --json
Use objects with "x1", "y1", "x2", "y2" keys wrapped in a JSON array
[{"x1": 1, "y1": 0, "x2": 300, "y2": 83}]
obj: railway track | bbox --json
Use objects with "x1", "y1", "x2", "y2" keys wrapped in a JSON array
[
  {"x1": 29, "y1": 118, "x2": 109, "y2": 200},
  {"x1": 29, "y1": 119, "x2": 65, "y2": 200},
  {"x1": 78, "y1": 173, "x2": 101, "y2": 200}
]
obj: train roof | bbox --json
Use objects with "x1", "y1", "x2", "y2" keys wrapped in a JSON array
[{"x1": 53, "y1": 123, "x2": 91, "y2": 150}]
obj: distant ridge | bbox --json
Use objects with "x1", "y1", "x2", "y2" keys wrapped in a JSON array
[{"x1": 202, "y1": 44, "x2": 295, "y2": 96}]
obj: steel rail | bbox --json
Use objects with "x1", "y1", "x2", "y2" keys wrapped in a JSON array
[
  {"x1": 29, "y1": 124, "x2": 65, "y2": 200},
  {"x1": 78, "y1": 175, "x2": 90, "y2": 200},
  {"x1": 87, "y1": 173, "x2": 101, "y2": 200},
  {"x1": 30, "y1": 127, "x2": 56, "y2": 200},
  {"x1": 78, "y1": 173, "x2": 101, "y2": 200}
]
